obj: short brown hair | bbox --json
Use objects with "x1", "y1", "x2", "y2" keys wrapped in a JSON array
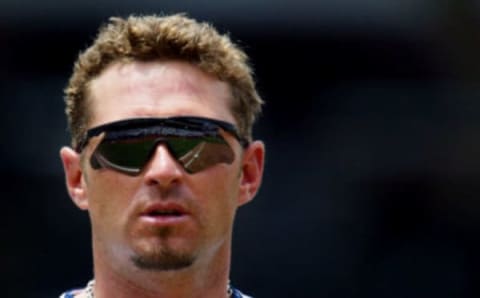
[{"x1": 64, "y1": 14, "x2": 263, "y2": 149}]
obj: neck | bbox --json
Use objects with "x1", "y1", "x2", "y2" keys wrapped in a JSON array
[{"x1": 91, "y1": 240, "x2": 232, "y2": 298}]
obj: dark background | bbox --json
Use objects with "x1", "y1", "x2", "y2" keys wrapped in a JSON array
[{"x1": 2, "y1": 0, "x2": 480, "y2": 297}]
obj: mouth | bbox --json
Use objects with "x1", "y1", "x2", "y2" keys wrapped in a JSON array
[
  {"x1": 146, "y1": 210, "x2": 184, "y2": 216},
  {"x1": 140, "y1": 203, "x2": 189, "y2": 224}
]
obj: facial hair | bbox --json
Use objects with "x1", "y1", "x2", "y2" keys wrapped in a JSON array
[{"x1": 130, "y1": 226, "x2": 196, "y2": 271}]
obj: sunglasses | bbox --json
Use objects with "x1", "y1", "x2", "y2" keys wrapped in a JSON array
[{"x1": 76, "y1": 116, "x2": 248, "y2": 176}]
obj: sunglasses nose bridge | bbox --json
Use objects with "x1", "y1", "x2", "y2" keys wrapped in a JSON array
[
  {"x1": 143, "y1": 140, "x2": 183, "y2": 184},
  {"x1": 149, "y1": 138, "x2": 177, "y2": 162}
]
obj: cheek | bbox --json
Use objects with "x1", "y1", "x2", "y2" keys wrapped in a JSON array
[
  {"x1": 191, "y1": 166, "x2": 241, "y2": 215},
  {"x1": 85, "y1": 173, "x2": 139, "y2": 227}
]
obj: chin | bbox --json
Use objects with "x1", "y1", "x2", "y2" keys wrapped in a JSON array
[{"x1": 130, "y1": 243, "x2": 197, "y2": 271}]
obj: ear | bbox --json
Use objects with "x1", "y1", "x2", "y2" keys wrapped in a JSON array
[
  {"x1": 238, "y1": 140, "x2": 265, "y2": 206},
  {"x1": 59, "y1": 146, "x2": 89, "y2": 210}
]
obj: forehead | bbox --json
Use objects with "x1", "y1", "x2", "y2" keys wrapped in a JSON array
[{"x1": 87, "y1": 60, "x2": 234, "y2": 127}]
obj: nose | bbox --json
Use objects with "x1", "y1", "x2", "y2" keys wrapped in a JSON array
[{"x1": 143, "y1": 144, "x2": 183, "y2": 187}]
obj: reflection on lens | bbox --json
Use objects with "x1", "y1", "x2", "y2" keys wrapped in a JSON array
[
  {"x1": 177, "y1": 141, "x2": 235, "y2": 173},
  {"x1": 96, "y1": 139, "x2": 155, "y2": 168},
  {"x1": 90, "y1": 135, "x2": 235, "y2": 175}
]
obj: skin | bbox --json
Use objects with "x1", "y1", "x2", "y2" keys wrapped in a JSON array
[{"x1": 60, "y1": 60, "x2": 265, "y2": 298}]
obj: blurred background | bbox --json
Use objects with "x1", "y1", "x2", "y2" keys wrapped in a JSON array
[{"x1": 2, "y1": 0, "x2": 480, "y2": 297}]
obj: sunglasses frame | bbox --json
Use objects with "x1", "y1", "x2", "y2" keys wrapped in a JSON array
[{"x1": 75, "y1": 116, "x2": 249, "y2": 175}]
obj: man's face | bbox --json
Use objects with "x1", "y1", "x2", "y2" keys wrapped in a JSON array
[{"x1": 62, "y1": 60, "x2": 262, "y2": 271}]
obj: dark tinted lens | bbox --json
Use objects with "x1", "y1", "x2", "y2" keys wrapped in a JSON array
[
  {"x1": 91, "y1": 138, "x2": 157, "y2": 174},
  {"x1": 169, "y1": 136, "x2": 235, "y2": 173},
  {"x1": 90, "y1": 135, "x2": 235, "y2": 175},
  {"x1": 167, "y1": 137, "x2": 205, "y2": 158}
]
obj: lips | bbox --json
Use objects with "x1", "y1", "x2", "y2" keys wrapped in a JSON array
[
  {"x1": 142, "y1": 203, "x2": 188, "y2": 216},
  {"x1": 147, "y1": 210, "x2": 183, "y2": 216},
  {"x1": 140, "y1": 202, "x2": 189, "y2": 223}
]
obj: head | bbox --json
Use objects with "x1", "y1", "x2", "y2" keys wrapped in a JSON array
[
  {"x1": 65, "y1": 14, "x2": 263, "y2": 150},
  {"x1": 60, "y1": 14, "x2": 265, "y2": 276}
]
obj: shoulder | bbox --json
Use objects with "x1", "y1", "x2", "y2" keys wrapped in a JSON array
[
  {"x1": 232, "y1": 287, "x2": 254, "y2": 298},
  {"x1": 59, "y1": 287, "x2": 85, "y2": 298},
  {"x1": 59, "y1": 280, "x2": 92, "y2": 298}
]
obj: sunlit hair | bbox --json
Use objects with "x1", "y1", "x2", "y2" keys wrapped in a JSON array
[{"x1": 64, "y1": 14, "x2": 263, "y2": 148}]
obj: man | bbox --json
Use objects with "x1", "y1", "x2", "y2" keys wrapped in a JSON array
[{"x1": 59, "y1": 14, "x2": 265, "y2": 298}]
